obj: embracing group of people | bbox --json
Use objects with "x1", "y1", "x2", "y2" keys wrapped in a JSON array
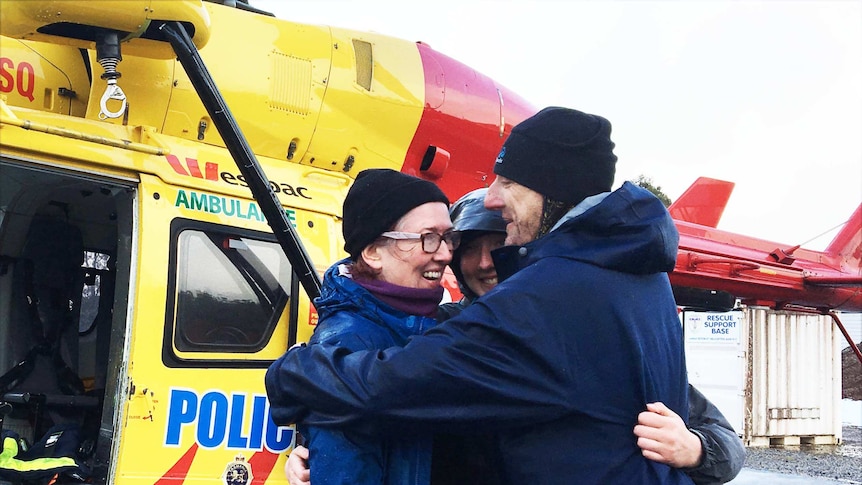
[{"x1": 265, "y1": 107, "x2": 746, "y2": 485}]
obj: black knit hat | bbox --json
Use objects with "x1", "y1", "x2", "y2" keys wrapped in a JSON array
[
  {"x1": 342, "y1": 168, "x2": 450, "y2": 259},
  {"x1": 493, "y1": 107, "x2": 617, "y2": 204}
]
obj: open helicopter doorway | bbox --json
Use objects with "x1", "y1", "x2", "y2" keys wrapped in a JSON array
[{"x1": 0, "y1": 159, "x2": 135, "y2": 483}]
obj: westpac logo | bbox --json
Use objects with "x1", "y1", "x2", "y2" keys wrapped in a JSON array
[
  {"x1": 165, "y1": 154, "x2": 218, "y2": 181},
  {"x1": 164, "y1": 155, "x2": 312, "y2": 199}
]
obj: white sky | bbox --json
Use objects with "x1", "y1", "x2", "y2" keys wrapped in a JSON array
[{"x1": 252, "y1": 0, "x2": 861, "y2": 251}]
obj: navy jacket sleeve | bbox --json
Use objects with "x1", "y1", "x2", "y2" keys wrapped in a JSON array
[
  {"x1": 266, "y1": 256, "x2": 689, "y2": 436},
  {"x1": 684, "y1": 385, "x2": 746, "y2": 484},
  {"x1": 265, "y1": 270, "x2": 581, "y2": 433}
]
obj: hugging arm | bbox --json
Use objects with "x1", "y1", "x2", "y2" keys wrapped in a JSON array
[
  {"x1": 684, "y1": 385, "x2": 745, "y2": 484},
  {"x1": 265, "y1": 293, "x2": 577, "y2": 433},
  {"x1": 634, "y1": 385, "x2": 745, "y2": 484}
]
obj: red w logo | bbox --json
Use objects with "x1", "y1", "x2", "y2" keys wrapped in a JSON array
[{"x1": 165, "y1": 154, "x2": 218, "y2": 181}]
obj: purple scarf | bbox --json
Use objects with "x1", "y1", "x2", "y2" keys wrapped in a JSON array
[{"x1": 356, "y1": 277, "x2": 444, "y2": 318}]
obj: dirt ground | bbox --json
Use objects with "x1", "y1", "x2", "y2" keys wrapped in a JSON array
[{"x1": 742, "y1": 425, "x2": 862, "y2": 483}]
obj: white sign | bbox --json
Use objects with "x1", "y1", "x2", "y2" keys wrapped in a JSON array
[{"x1": 684, "y1": 311, "x2": 741, "y2": 344}]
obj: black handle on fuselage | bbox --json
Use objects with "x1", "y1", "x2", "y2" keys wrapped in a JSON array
[{"x1": 159, "y1": 22, "x2": 322, "y2": 300}]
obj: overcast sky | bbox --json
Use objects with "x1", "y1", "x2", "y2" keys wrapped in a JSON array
[{"x1": 252, "y1": 0, "x2": 861, "y2": 251}]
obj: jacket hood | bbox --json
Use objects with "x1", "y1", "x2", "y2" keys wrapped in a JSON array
[
  {"x1": 449, "y1": 188, "x2": 508, "y2": 235},
  {"x1": 448, "y1": 188, "x2": 507, "y2": 301},
  {"x1": 314, "y1": 259, "x2": 431, "y2": 342},
  {"x1": 494, "y1": 181, "x2": 679, "y2": 280}
]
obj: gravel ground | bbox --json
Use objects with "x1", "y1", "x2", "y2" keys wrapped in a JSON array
[{"x1": 742, "y1": 426, "x2": 862, "y2": 484}]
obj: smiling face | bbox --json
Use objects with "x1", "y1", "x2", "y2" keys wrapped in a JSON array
[
  {"x1": 458, "y1": 231, "x2": 506, "y2": 297},
  {"x1": 484, "y1": 175, "x2": 544, "y2": 246},
  {"x1": 362, "y1": 201, "x2": 454, "y2": 289}
]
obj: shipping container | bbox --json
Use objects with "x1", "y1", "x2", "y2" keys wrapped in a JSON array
[{"x1": 684, "y1": 308, "x2": 843, "y2": 447}]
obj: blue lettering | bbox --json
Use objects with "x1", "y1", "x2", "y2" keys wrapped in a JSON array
[
  {"x1": 198, "y1": 392, "x2": 229, "y2": 448},
  {"x1": 265, "y1": 411, "x2": 293, "y2": 452},
  {"x1": 165, "y1": 389, "x2": 198, "y2": 446},
  {"x1": 706, "y1": 314, "x2": 734, "y2": 321},
  {"x1": 164, "y1": 389, "x2": 293, "y2": 452},
  {"x1": 704, "y1": 321, "x2": 735, "y2": 328},
  {"x1": 227, "y1": 394, "x2": 249, "y2": 448},
  {"x1": 249, "y1": 395, "x2": 267, "y2": 449}
]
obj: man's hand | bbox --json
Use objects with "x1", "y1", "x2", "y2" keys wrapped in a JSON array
[
  {"x1": 634, "y1": 401, "x2": 703, "y2": 468},
  {"x1": 285, "y1": 445, "x2": 310, "y2": 485}
]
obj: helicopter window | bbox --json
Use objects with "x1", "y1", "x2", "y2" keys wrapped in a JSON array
[{"x1": 171, "y1": 227, "x2": 292, "y2": 353}]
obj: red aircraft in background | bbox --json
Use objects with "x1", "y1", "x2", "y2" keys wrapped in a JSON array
[
  {"x1": 665, "y1": 177, "x2": 862, "y2": 363},
  {"x1": 668, "y1": 177, "x2": 861, "y2": 313}
]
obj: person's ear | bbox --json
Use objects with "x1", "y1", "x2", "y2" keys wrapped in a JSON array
[{"x1": 361, "y1": 243, "x2": 384, "y2": 271}]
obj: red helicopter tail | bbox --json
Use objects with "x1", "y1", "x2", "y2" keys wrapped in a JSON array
[
  {"x1": 823, "y1": 203, "x2": 862, "y2": 278},
  {"x1": 668, "y1": 177, "x2": 735, "y2": 228}
]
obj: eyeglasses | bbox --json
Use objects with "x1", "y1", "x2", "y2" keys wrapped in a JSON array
[{"x1": 380, "y1": 231, "x2": 461, "y2": 253}]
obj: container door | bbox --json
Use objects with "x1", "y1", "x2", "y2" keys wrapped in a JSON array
[{"x1": 683, "y1": 310, "x2": 746, "y2": 435}]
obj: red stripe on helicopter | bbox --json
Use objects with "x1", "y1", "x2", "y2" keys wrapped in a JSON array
[{"x1": 155, "y1": 443, "x2": 198, "y2": 484}]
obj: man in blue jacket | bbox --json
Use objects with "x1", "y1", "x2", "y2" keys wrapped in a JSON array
[{"x1": 266, "y1": 106, "x2": 694, "y2": 484}]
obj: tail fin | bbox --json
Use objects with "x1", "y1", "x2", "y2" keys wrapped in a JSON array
[
  {"x1": 824, "y1": 203, "x2": 862, "y2": 274},
  {"x1": 668, "y1": 177, "x2": 735, "y2": 228}
]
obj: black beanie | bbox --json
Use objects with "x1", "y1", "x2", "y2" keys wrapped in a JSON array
[
  {"x1": 493, "y1": 107, "x2": 617, "y2": 204},
  {"x1": 342, "y1": 169, "x2": 450, "y2": 259}
]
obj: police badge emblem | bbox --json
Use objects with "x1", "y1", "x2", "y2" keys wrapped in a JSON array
[{"x1": 222, "y1": 454, "x2": 253, "y2": 485}]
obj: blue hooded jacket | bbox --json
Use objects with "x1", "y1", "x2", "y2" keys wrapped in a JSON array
[
  {"x1": 298, "y1": 259, "x2": 438, "y2": 485},
  {"x1": 266, "y1": 182, "x2": 693, "y2": 485}
]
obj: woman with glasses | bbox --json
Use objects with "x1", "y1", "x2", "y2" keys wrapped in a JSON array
[
  {"x1": 274, "y1": 168, "x2": 457, "y2": 485},
  {"x1": 286, "y1": 188, "x2": 745, "y2": 485}
]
